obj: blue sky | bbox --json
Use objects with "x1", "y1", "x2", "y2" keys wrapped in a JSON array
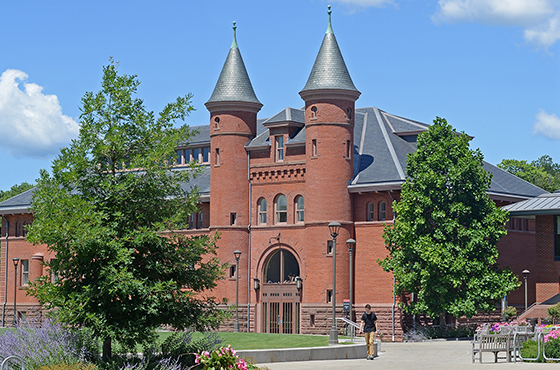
[{"x1": 0, "y1": 0, "x2": 559, "y2": 191}]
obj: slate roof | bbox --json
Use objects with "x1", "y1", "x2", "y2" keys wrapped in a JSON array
[
  {"x1": 0, "y1": 106, "x2": 547, "y2": 213},
  {"x1": 503, "y1": 191, "x2": 560, "y2": 216},
  {"x1": 300, "y1": 15, "x2": 359, "y2": 94},
  {"x1": 0, "y1": 188, "x2": 36, "y2": 213},
  {"x1": 206, "y1": 25, "x2": 261, "y2": 105}
]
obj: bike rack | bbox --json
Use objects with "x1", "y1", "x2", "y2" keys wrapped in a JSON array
[
  {"x1": 514, "y1": 330, "x2": 560, "y2": 363},
  {"x1": 514, "y1": 332, "x2": 540, "y2": 363},
  {"x1": 0, "y1": 355, "x2": 25, "y2": 370}
]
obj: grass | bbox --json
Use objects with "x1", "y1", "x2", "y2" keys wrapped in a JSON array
[{"x1": 157, "y1": 331, "x2": 330, "y2": 350}]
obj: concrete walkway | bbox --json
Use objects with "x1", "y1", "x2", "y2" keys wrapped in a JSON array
[{"x1": 259, "y1": 340, "x2": 560, "y2": 369}]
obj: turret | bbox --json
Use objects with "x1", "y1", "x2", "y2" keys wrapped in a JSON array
[
  {"x1": 206, "y1": 22, "x2": 262, "y2": 326},
  {"x1": 300, "y1": 6, "x2": 360, "y2": 223}
]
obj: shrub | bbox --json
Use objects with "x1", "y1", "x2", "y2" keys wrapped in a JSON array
[
  {"x1": 0, "y1": 319, "x2": 98, "y2": 370},
  {"x1": 195, "y1": 346, "x2": 247, "y2": 370},
  {"x1": 504, "y1": 306, "x2": 517, "y2": 321},
  {"x1": 160, "y1": 331, "x2": 224, "y2": 368},
  {"x1": 548, "y1": 303, "x2": 560, "y2": 325}
]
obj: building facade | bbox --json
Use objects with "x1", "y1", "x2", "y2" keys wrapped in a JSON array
[{"x1": 0, "y1": 9, "x2": 549, "y2": 338}]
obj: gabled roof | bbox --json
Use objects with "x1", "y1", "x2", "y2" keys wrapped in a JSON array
[
  {"x1": 503, "y1": 191, "x2": 560, "y2": 216},
  {"x1": 205, "y1": 23, "x2": 261, "y2": 106}
]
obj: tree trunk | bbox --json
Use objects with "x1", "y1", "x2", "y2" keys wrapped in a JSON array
[
  {"x1": 103, "y1": 337, "x2": 112, "y2": 361},
  {"x1": 439, "y1": 312, "x2": 446, "y2": 336}
]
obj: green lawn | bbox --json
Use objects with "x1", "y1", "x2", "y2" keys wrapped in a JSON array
[{"x1": 157, "y1": 331, "x2": 330, "y2": 350}]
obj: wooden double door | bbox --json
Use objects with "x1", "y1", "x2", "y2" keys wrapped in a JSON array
[{"x1": 261, "y1": 283, "x2": 300, "y2": 334}]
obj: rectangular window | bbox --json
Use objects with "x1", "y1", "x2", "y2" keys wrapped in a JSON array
[
  {"x1": 276, "y1": 136, "x2": 284, "y2": 162},
  {"x1": 192, "y1": 148, "x2": 200, "y2": 163},
  {"x1": 327, "y1": 240, "x2": 333, "y2": 255},
  {"x1": 188, "y1": 214, "x2": 194, "y2": 229},
  {"x1": 202, "y1": 147, "x2": 210, "y2": 163},
  {"x1": 230, "y1": 212, "x2": 237, "y2": 226},
  {"x1": 555, "y1": 216, "x2": 560, "y2": 260},
  {"x1": 21, "y1": 260, "x2": 29, "y2": 285},
  {"x1": 215, "y1": 148, "x2": 220, "y2": 166},
  {"x1": 327, "y1": 289, "x2": 333, "y2": 303},
  {"x1": 346, "y1": 140, "x2": 351, "y2": 158},
  {"x1": 229, "y1": 265, "x2": 236, "y2": 279},
  {"x1": 176, "y1": 150, "x2": 183, "y2": 165},
  {"x1": 198, "y1": 212, "x2": 203, "y2": 229},
  {"x1": 312, "y1": 139, "x2": 317, "y2": 157}
]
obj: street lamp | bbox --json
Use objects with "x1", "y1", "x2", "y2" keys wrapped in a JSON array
[
  {"x1": 12, "y1": 258, "x2": 19, "y2": 326},
  {"x1": 233, "y1": 250, "x2": 242, "y2": 333},
  {"x1": 328, "y1": 221, "x2": 341, "y2": 345},
  {"x1": 346, "y1": 238, "x2": 356, "y2": 324},
  {"x1": 522, "y1": 269, "x2": 530, "y2": 312}
]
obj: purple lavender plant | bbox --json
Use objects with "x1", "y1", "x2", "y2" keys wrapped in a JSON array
[{"x1": 0, "y1": 319, "x2": 97, "y2": 369}]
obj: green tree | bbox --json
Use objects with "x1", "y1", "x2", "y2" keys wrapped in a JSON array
[
  {"x1": 379, "y1": 117, "x2": 520, "y2": 321},
  {"x1": 0, "y1": 181, "x2": 34, "y2": 203},
  {"x1": 27, "y1": 60, "x2": 226, "y2": 360},
  {"x1": 498, "y1": 155, "x2": 560, "y2": 192}
]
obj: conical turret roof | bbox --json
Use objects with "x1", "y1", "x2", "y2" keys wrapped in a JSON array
[
  {"x1": 206, "y1": 22, "x2": 261, "y2": 105},
  {"x1": 300, "y1": 6, "x2": 359, "y2": 95}
]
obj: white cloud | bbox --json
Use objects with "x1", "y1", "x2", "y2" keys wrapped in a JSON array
[
  {"x1": 433, "y1": 0, "x2": 560, "y2": 48},
  {"x1": 533, "y1": 110, "x2": 560, "y2": 139},
  {"x1": 329, "y1": 0, "x2": 395, "y2": 8},
  {"x1": 0, "y1": 69, "x2": 79, "y2": 158}
]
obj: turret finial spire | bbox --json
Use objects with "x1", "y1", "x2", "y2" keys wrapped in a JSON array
[
  {"x1": 231, "y1": 21, "x2": 238, "y2": 49},
  {"x1": 326, "y1": 5, "x2": 333, "y2": 34}
]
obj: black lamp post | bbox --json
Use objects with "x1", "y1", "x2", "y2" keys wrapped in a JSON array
[
  {"x1": 328, "y1": 221, "x2": 341, "y2": 345},
  {"x1": 233, "y1": 250, "x2": 242, "y2": 332},
  {"x1": 346, "y1": 238, "x2": 356, "y2": 323},
  {"x1": 522, "y1": 269, "x2": 530, "y2": 312},
  {"x1": 12, "y1": 258, "x2": 19, "y2": 326}
]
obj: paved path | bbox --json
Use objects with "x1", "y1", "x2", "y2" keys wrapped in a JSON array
[{"x1": 259, "y1": 340, "x2": 559, "y2": 369}]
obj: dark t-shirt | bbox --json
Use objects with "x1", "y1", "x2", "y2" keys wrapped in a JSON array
[{"x1": 361, "y1": 311, "x2": 377, "y2": 333}]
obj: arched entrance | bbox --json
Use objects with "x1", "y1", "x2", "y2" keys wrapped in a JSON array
[{"x1": 261, "y1": 249, "x2": 301, "y2": 334}]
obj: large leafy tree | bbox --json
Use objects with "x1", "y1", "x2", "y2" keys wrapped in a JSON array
[
  {"x1": 498, "y1": 155, "x2": 560, "y2": 192},
  {"x1": 27, "y1": 60, "x2": 226, "y2": 359},
  {"x1": 0, "y1": 182, "x2": 34, "y2": 203},
  {"x1": 379, "y1": 117, "x2": 520, "y2": 320}
]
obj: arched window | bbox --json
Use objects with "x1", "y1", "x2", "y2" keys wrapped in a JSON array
[
  {"x1": 15, "y1": 221, "x2": 22, "y2": 237},
  {"x1": 275, "y1": 194, "x2": 287, "y2": 223},
  {"x1": 366, "y1": 202, "x2": 374, "y2": 221},
  {"x1": 264, "y1": 249, "x2": 300, "y2": 284},
  {"x1": 295, "y1": 195, "x2": 304, "y2": 223},
  {"x1": 311, "y1": 106, "x2": 318, "y2": 119},
  {"x1": 258, "y1": 198, "x2": 267, "y2": 225},
  {"x1": 379, "y1": 201, "x2": 386, "y2": 221}
]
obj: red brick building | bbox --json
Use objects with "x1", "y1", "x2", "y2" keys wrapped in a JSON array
[{"x1": 0, "y1": 9, "x2": 548, "y2": 338}]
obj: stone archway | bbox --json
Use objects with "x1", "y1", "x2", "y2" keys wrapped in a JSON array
[{"x1": 261, "y1": 249, "x2": 301, "y2": 334}]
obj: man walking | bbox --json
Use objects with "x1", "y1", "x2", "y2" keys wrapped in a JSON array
[{"x1": 359, "y1": 304, "x2": 378, "y2": 360}]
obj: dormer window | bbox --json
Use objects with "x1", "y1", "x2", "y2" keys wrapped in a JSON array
[{"x1": 275, "y1": 136, "x2": 284, "y2": 162}]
